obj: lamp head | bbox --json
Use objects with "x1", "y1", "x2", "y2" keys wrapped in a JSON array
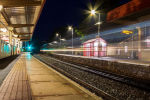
[
  {"x1": 91, "y1": 10, "x2": 95, "y2": 15},
  {"x1": 0, "y1": 5, "x2": 3, "y2": 11},
  {"x1": 56, "y1": 33, "x2": 59, "y2": 36},
  {"x1": 69, "y1": 26, "x2": 72, "y2": 30}
]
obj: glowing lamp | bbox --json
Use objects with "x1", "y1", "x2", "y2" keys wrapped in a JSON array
[
  {"x1": 56, "y1": 33, "x2": 59, "y2": 36},
  {"x1": 69, "y1": 26, "x2": 72, "y2": 30},
  {"x1": 91, "y1": 10, "x2": 95, "y2": 15},
  {"x1": 0, "y1": 5, "x2": 3, "y2": 11}
]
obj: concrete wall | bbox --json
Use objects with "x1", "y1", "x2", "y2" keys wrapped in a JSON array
[
  {"x1": 107, "y1": 46, "x2": 116, "y2": 56},
  {"x1": 141, "y1": 50, "x2": 150, "y2": 61},
  {"x1": 50, "y1": 54, "x2": 150, "y2": 83}
]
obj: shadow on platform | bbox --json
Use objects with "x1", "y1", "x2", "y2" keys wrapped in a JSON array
[{"x1": 0, "y1": 55, "x2": 19, "y2": 69}]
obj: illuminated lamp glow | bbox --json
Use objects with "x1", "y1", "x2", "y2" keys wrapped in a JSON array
[
  {"x1": 0, "y1": 5, "x2": 3, "y2": 11},
  {"x1": 91, "y1": 10, "x2": 95, "y2": 15},
  {"x1": 95, "y1": 22, "x2": 102, "y2": 25},
  {"x1": 68, "y1": 26, "x2": 72, "y2": 30},
  {"x1": 1, "y1": 28, "x2": 7, "y2": 33},
  {"x1": 53, "y1": 41, "x2": 57, "y2": 43}
]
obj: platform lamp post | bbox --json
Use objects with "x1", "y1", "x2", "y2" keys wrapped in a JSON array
[
  {"x1": 69, "y1": 26, "x2": 74, "y2": 54},
  {"x1": 90, "y1": 10, "x2": 101, "y2": 57},
  {"x1": 56, "y1": 33, "x2": 61, "y2": 49}
]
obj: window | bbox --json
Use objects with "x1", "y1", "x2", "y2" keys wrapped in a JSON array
[
  {"x1": 94, "y1": 42, "x2": 98, "y2": 46},
  {"x1": 125, "y1": 46, "x2": 128, "y2": 52},
  {"x1": 147, "y1": 39, "x2": 150, "y2": 48},
  {"x1": 94, "y1": 47, "x2": 98, "y2": 51},
  {"x1": 118, "y1": 49, "x2": 120, "y2": 55}
]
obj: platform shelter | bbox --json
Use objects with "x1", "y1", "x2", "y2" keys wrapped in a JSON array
[{"x1": 83, "y1": 38, "x2": 107, "y2": 57}]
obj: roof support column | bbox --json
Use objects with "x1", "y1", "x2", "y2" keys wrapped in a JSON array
[
  {"x1": 9, "y1": 31, "x2": 12, "y2": 45},
  {"x1": 9, "y1": 31, "x2": 13, "y2": 56},
  {"x1": 136, "y1": 27, "x2": 141, "y2": 60},
  {"x1": 0, "y1": 39, "x2": 1, "y2": 59},
  {"x1": 20, "y1": 41, "x2": 22, "y2": 49},
  {"x1": 14, "y1": 38, "x2": 16, "y2": 47}
]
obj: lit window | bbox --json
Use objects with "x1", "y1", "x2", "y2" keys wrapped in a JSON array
[{"x1": 125, "y1": 46, "x2": 128, "y2": 52}]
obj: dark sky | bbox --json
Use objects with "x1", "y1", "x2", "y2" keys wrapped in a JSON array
[
  {"x1": 32, "y1": 0, "x2": 129, "y2": 41},
  {"x1": 33, "y1": 0, "x2": 88, "y2": 41}
]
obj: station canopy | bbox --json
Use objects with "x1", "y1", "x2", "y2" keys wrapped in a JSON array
[{"x1": 0, "y1": 0, "x2": 46, "y2": 41}]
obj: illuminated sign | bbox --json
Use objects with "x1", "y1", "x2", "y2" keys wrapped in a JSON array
[
  {"x1": 122, "y1": 30, "x2": 133, "y2": 34},
  {"x1": 1, "y1": 36, "x2": 9, "y2": 42}
]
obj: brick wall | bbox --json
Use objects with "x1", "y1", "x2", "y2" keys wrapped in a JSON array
[{"x1": 107, "y1": 0, "x2": 150, "y2": 22}]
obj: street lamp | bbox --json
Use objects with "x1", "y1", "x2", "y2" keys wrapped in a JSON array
[
  {"x1": 69, "y1": 26, "x2": 73, "y2": 54},
  {"x1": 90, "y1": 9, "x2": 101, "y2": 57},
  {"x1": 56, "y1": 33, "x2": 61, "y2": 48},
  {"x1": 91, "y1": 10, "x2": 96, "y2": 15}
]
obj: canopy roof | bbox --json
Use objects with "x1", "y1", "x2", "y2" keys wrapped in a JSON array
[
  {"x1": 0, "y1": 0, "x2": 46, "y2": 41},
  {"x1": 84, "y1": 38, "x2": 106, "y2": 44},
  {"x1": 107, "y1": 0, "x2": 150, "y2": 25}
]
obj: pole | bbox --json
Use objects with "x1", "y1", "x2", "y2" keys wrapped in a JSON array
[
  {"x1": 25, "y1": 41, "x2": 26, "y2": 51},
  {"x1": 59, "y1": 35, "x2": 61, "y2": 48},
  {"x1": 98, "y1": 14, "x2": 100, "y2": 57},
  {"x1": 132, "y1": 32, "x2": 133, "y2": 59},
  {"x1": 72, "y1": 29, "x2": 73, "y2": 54}
]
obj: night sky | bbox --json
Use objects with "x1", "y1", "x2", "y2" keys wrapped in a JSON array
[{"x1": 32, "y1": 0, "x2": 129, "y2": 41}]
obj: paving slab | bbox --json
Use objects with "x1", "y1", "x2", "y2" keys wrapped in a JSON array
[
  {"x1": 32, "y1": 95, "x2": 91, "y2": 100},
  {"x1": 27, "y1": 70, "x2": 55, "y2": 75},
  {"x1": 29, "y1": 74, "x2": 65, "y2": 82},
  {"x1": 30, "y1": 82, "x2": 80, "y2": 96}
]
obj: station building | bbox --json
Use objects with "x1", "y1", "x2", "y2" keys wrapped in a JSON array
[
  {"x1": 83, "y1": 38, "x2": 107, "y2": 57},
  {"x1": 0, "y1": 0, "x2": 46, "y2": 59}
]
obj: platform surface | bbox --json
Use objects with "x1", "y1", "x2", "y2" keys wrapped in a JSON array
[
  {"x1": 0, "y1": 53, "x2": 102, "y2": 100},
  {"x1": 54, "y1": 54, "x2": 150, "y2": 66}
]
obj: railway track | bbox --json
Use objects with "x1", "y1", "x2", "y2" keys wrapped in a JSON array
[
  {"x1": 33, "y1": 54, "x2": 150, "y2": 100},
  {"x1": 42, "y1": 54, "x2": 150, "y2": 91}
]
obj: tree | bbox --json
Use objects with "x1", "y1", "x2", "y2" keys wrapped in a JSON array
[{"x1": 75, "y1": 29, "x2": 86, "y2": 43}]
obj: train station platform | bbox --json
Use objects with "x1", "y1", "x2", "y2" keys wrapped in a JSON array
[
  {"x1": 54, "y1": 54, "x2": 150, "y2": 66},
  {"x1": 0, "y1": 52, "x2": 101, "y2": 100}
]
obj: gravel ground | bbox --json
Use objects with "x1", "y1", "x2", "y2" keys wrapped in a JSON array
[{"x1": 35, "y1": 54, "x2": 150, "y2": 100}]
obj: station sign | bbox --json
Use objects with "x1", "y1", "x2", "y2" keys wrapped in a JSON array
[
  {"x1": 122, "y1": 30, "x2": 133, "y2": 34},
  {"x1": 122, "y1": 28, "x2": 133, "y2": 35}
]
